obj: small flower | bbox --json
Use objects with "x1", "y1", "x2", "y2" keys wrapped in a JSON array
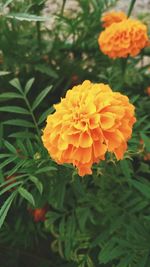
[
  {"x1": 30, "y1": 207, "x2": 48, "y2": 222},
  {"x1": 42, "y1": 81, "x2": 136, "y2": 176},
  {"x1": 101, "y1": 11, "x2": 127, "y2": 28},
  {"x1": 144, "y1": 153, "x2": 150, "y2": 161},
  {"x1": 98, "y1": 18, "x2": 148, "y2": 59},
  {"x1": 145, "y1": 86, "x2": 150, "y2": 96}
]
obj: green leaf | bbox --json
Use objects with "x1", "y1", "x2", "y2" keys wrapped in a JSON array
[
  {"x1": 0, "y1": 154, "x2": 11, "y2": 159},
  {"x1": 18, "y1": 187, "x2": 35, "y2": 206},
  {"x1": 0, "y1": 174, "x2": 27, "y2": 189},
  {"x1": 136, "y1": 252, "x2": 149, "y2": 267},
  {"x1": 0, "y1": 123, "x2": 3, "y2": 147},
  {"x1": 35, "y1": 65, "x2": 58, "y2": 78},
  {"x1": 132, "y1": 180, "x2": 150, "y2": 199},
  {"x1": 29, "y1": 176, "x2": 43, "y2": 195},
  {"x1": 120, "y1": 159, "x2": 132, "y2": 180},
  {"x1": 7, "y1": 159, "x2": 27, "y2": 177},
  {"x1": 32, "y1": 85, "x2": 52, "y2": 111},
  {"x1": 4, "y1": 140, "x2": 17, "y2": 154},
  {"x1": 38, "y1": 106, "x2": 54, "y2": 125},
  {"x1": 0, "y1": 92, "x2": 23, "y2": 100},
  {"x1": 141, "y1": 133, "x2": 150, "y2": 152},
  {"x1": 0, "y1": 156, "x2": 17, "y2": 169},
  {"x1": 35, "y1": 166, "x2": 57, "y2": 174},
  {"x1": 3, "y1": 119, "x2": 34, "y2": 128},
  {"x1": 76, "y1": 207, "x2": 91, "y2": 232},
  {"x1": 0, "y1": 181, "x2": 22, "y2": 197},
  {"x1": 116, "y1": 254, "x2": 134, "y2": 267},
  {"x1": 0, "y1": 191, "x2": 17, "y2": 229},
  {"x1": 9, "y1": 78, "x2": 22, "y2": 93},
  {"x1": 3, "y1": 0, "x2": 14, "y2": 8},
  {"x1": 0, "y1": 106, "x2": 29, "y2": 115},
  {"x1": 24, "y1": 78, "x2": 35, "y2": 95},
  {"x1": 8, "y1": 132, "x2": 35, "y2": 139},
  {"x1": 46, "y1": 211, "x2": 61, "y2": 225},
  {"x1": 7, "y1": 13, "x2": 49, "y2": 21},
  {"x1": 0, "y1": 71, "x2": 11, "y2": 76}
]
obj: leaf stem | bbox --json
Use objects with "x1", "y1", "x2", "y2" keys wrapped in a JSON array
[
  {"x1": 23, "y1": 93, "x2": 41, "y2": 140},
  {"x1": 127, "y1": 0, "x2": 136, "y2": 17},
  {"x1": 36, "y1": 21, "x2": 41, "y2": 53}
]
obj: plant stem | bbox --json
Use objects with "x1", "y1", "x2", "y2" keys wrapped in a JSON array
[
  {"x1": 36, "y1": 21, "x2": 41, "y2": 53},
  {"x1": 127, "y1": 0, "x2": 136, "y2": 17},
  {"x1": 61, "y1": 0, "x2": 67, "y2": 16},
  {"x1": 23, "y1": 94, "x2": 41, "y2": 141},
  {"x1": 120, "y1": 57, "x2": 128, "y2": 90}
]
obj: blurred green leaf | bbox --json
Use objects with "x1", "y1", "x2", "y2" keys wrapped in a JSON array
[
  {"x1": 24, "y1": 78, "x2": 35, "y2": 95},
  {"x1": 0, "y1": 191, "x2": 16, "y2": 229},
  {"x1": 3, "y1": 119, "x2": 34, "y2": 128},
  {"x1": 7, "y1": 13, "x2": 49, "y2": 21},
  {"x1": 18, "y1": 187, "x2": 35, "y2": 206},
  {"x1": 0, "y1": 106, "x2": 29, "y2": 115},
  {"x1": 32, "y1": 85, "x2": 52, "y2": 111},
  {"x1": 29, "y1": 176, "x2": 43, "y2": 195}
]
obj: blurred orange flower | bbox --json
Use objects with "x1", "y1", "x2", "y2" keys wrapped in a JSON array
[
  {"x1": 42, "y1": 81, "x2": 136, "y2": 176},
  {"x1": 98, "y1": 18, "x2": 148, "y2": 59},
  {"x1": 101, "y1": 11, "x2": 127, "y2": 28},
  {"x1": 145, "y1": 86, "x2": 150, "y2": 96},
  {"x1": 144, "y1": 153, "x2": 150, "y2": 161},
  {"x1": 31, "y1": 207, "x2": 47, "y2": 222}
]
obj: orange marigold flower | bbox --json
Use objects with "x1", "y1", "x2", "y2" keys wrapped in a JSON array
[
  {"x1": 42, "y1": 80, "x2": 136, "y2": 176},
  {"x1": 98, "y1": 18, "x2": 148, "y2": 59},
  {"x1": 101, "y1": 11, "x2": 127, "y2": 28}
]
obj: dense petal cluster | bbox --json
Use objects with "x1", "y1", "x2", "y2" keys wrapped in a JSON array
[
  {"x1": 98, "y1": 18, "x2": 148, "y2": 59},
  {"x1": 42, "y1": 81, "x2": 136, "y2": 176},
  {"x1": 101, "y1": 11, "x2": 127, "y2": 28}
]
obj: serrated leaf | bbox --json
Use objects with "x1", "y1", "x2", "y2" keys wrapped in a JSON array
[
  {"x1": 9, "y1": 78, "x2": 22, "y2": 92},
  {"x1": 7, "y1": 13, "x2": 49, "y2": 21},
  {"x1": 38, "y1": 106, "x2": 54, "y2": 125},
  {"x1": 0, "y1": 191, "x2": 16, "y2": 229},
  {"x1": 32, "y1": 85, "x2": 52, "y2": 111},
  {"x1": 0, "y1": 106, "x2": 29, "y2": 114},
  {"x1": 29, "y1": 176, "x2": 43, "y2": 195},
  {"x1": 18, "y1": 187, "x2": 35, "y2": 206},
  {"x1": 3, "y1": 119, "x2": 34, "y2": 128},
  {"x1": 24, "y1": 78, "x2": 35, "y2": 95}
]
